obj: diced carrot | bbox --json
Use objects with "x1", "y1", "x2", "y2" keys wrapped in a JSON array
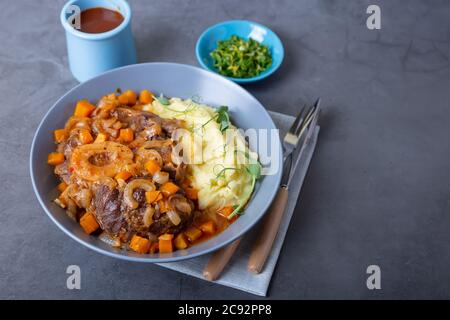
[
  {"x1": 79, "y1": 212, "x2": 100, "y2": 235},
  {"x1": 158, "y1": 234, "x2": 174, "y2": 253},
  {"x1": 53, "y1": 129, "x2": 67, "y2": 143},
  {"x1": 94, "y1": 132, "x2": 108, "y2": 143},
  {"x1": 57, "y1": 181, "x2": 68, "y2": 192},
  {"x1": 149, "y1": 242, "x2": 159, "y2": 254},
  {"x1": 158, "y1": 199, "x2": 169, "y2": 213},
  {"x1": 118, "y1": 128, "x2": 134, "y2": 142},
  {"x1": 124, "y1": 90, "x2": 137, "y2": 105},
  {"x1": 74, "y1": 100, "x2": 96, "y2": 117},
  {"x1": 139, "y1": 89, "x2": 154, "y2": 104},
  {"x1": 47, "y1": 152, "x2": 65, "y2": 166},
  {"x1": 115, "y1": 171, "x2": 132, "y2": 181},
  {"x1": 159, "y1": 233, "x2": 174, "y2": 241},
  {"x1": 199, "y1": 220, "x2": 216, "y2": 235},
  {"x1": 129, "y1": 235, "x2": 151, "y2": 254},
  {"x1": 119, "y1": 90, "x2": 137, "y2": 105},
  {"x1": 145, "y1": 159, "x2": 161, "y2": 175},
  {"x1": 160, "y1": 182, "x2": 179, "y2": 197},
  {"x1": 218, "y1": 206, "x2": 238, "y2": 223},
  {"x1": 145, "y1": 190, "x2": 163, "y2": 204},
  {"x1": 185, "y1": 187, "x2": 198, "y2": 200},
  {"x1": 118, "y1": 93, "x2": 129, "y2": 105},
  {"x1": 79, "y1": 129, "x2": 94, "y2": 144},
  {"x1": 184, "y1": 227, "x2": 203, "y2": 242},
  {"x1": 218, "y1": 206, "x2": 234, "y2": 218},
  {"x1": 159, "y1": 239, "x2": 173, "y2": 253},
  {"x1": 174, "y1": 233, "x2": 189, "y2": 250}
]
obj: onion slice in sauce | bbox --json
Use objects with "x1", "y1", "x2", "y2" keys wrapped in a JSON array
[
  {"x1": 124, "y1": 179, "x2": 155, "y2": 209},
  {"x1": 143, "y1": 206, "x2": 155, "y2": 227},
  {"x1": 166, "y1": 210, "x2": 181, "y2": 226},
  {"x1": 98, "y1": 232, "x2": 121, "y2": 248},
  {"x1": 153, "y1": 171, "x2": 169, "y2": 184}
]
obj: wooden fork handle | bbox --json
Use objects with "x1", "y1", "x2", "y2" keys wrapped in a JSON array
[
  {"x1": 203, "y1": 238, "x2": 242, "y2": 281},
  {"x1": 248, "y1": 186, "x2": 289, "y2": 274}
]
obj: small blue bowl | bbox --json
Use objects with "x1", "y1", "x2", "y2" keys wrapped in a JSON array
[{"x1": 196, "y1": 20, "x2": 284, "y2": 84}]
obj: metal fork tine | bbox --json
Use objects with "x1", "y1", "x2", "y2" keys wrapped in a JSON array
[
  {"x1": 288, "y1": 105, "x2": 307, "y2": 135},
  {"x1": 301, "y1": 98, "x2": 321, "y2": 135},
  {"x1": 294, "y1": 104, "x2": 315, "y2": 136},
  {"x1": 296, "y1": 98, "x2": 321, "y2": 135},
  {"x1": 313, "y1": 97, "x2": 322, "y2": 108}
]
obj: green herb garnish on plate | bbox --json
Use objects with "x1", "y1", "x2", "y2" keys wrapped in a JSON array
[
  {"x1": 210, "y1": 35, "x2": 272, "y2": 78},
  {"x1": 195, "y1": 105, "x2": 230, "y2": 134},
  {"x1": 156, "y1": 94, "x2": 170, "y2": 105},
  {"x1": 210, "y1": 151, "x2": 262, "y2": 220}
]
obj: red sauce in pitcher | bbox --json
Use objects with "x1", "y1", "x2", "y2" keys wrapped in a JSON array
[{"x1": 79, "y1": 7, "x2": 124, "y2": 34}]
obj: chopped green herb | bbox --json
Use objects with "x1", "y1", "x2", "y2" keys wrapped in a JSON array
[
  {"x1": 195, "y1": 105, "x2": 231, "y2": 134},
  {"x1": 216, "y1": 106, "x2": 230, "y2": 133},
  {"x1": 210, "y1": 35, "x2": 272, "y2": 78},
  {"x1": 156, "y1": 94, "x2": 198, "y2": 115},
  {"x1": 210, "y1": 157, "x2": 262, "y2": 220},
  {"x1": 156, "y1": 94, "x2": 170, "y2": 105},
  {"x1": 212, "y1": 164, "x2": 241, "y2": 181},
  {"x1": 246, "y1": 163, "x2": 262, "y2": 180},
  {"x1": 227, "y1": 160, "x2": 262, "y2": 220},
  {"x1": 226, "y1": 153, "x2": 262, "y2": 220}
]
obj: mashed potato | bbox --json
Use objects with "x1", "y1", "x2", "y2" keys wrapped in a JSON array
[{"x1": 143, "y1": 97, "x2": 257, "y2": 211}]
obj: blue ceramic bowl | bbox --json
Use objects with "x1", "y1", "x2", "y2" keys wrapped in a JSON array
[
  {"x1": 196, "y1": 20, "x2": 284, "y2": 83},
  {"x1": 30, "y1": 63, "x2": 282, "y2": 263}
]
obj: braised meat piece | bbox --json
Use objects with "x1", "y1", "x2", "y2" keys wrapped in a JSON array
[
  {"x1": 92, "y1": 183, "x2": 194, "y2": 238},
  {"x1": 113, "y1": 108, "x2": 183, "y2": 135},
  {"x1": 54, "y1": 161, "x2": 71, "y2": 184},
  {"x1": 57, "y1": 131, "x2": 82, "y2": 159},
  {"x1": 149, "y1": 195, "x2": 194, "y2": 235},
  {"x1": 92, "y1": 184, "x2": 125, "y2": 235},
  {"x1": 132, "y1": 188, "x2": 146, "y2": 205},
  {"x1": 148, "y1": 213, "x2": 191, "y2": 236},
  {"x1": 123, "y1": 188, "x2": 150, "y2": 234}
]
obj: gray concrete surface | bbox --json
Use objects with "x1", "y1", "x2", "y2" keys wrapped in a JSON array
[{"x1": 1, "y1": 0, "x2": 450, "y2": 299}]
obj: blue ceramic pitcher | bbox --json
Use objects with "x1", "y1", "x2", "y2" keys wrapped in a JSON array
[{"x1": 60, "y1": 0, "x2": 137, "y2": 82}]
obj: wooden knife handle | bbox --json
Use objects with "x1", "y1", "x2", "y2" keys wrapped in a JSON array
[
  {"x1": 203, "y1": 238, "x2": 242, "y2": 281},
  {"x1": 248, "y1": 186, "x2": 289, "y2": 274}
]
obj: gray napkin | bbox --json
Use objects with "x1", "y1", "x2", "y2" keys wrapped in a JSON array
[{"x1": 158, "y1": 111, "x2": 320, "y2": 296}]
